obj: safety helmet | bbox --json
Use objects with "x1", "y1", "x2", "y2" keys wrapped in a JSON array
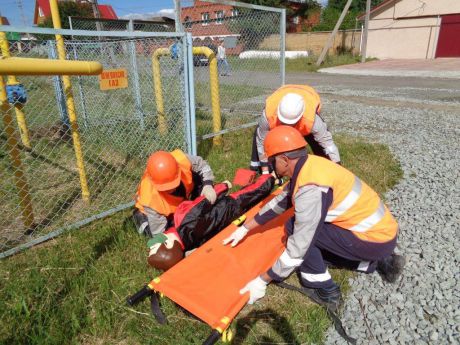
[
  {"x1": 147, "y1": 151, "x2": 181, "y2": 191},
  {"x1": 277, "y1": 93, "x2": 305, "y2": 124},
  {"x1": 264, "y1": 125, "x2": 307, "y2": 158}
]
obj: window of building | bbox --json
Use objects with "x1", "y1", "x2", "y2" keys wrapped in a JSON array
[
  {"x1": 201, "y1": 12, "x2": 210, "y2": 25},
  {"x1": 231, "y1": 8, "x2": 239, "y2": 17},
  {"x1": 184, "y1": 16, "x2": 192, "y2": 29},
  {"x1": 293, "y1": 16, "x2": 300, "y2": 25},
  {"x1": 215, "y1": 11, "x2": 224, "y2": 25},
  {"x1": 38, "y1": 6, "x2": 44, "y2": 17}
]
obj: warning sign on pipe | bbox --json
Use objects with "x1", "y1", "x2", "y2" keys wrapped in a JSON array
[{"x1": 99, "y1": 69, "x2": 128, "y2": 90}]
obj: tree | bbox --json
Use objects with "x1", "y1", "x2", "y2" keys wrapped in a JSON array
[
  {"x1": 313, "y1": 0, "x2": 385, "y2": 31},
  {"x1": 38, "y1": 1, "x2": 93, "y2": 29}
]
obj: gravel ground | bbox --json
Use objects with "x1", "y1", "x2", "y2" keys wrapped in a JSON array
[{"x1": 316, "y1": 84, "x2": 460, "y2": 344}]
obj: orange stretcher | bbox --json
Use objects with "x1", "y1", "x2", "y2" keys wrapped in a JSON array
[{"x1": 127, "y1": 187, "x2": 293, "y2": 344}]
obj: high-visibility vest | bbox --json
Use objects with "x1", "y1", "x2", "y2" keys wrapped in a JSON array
[
  {"x1": 135, "y1": 149, "x2": 194, "y2": 217},
  {"x1": 265, "y1": 84, "x2": 322, "y2": 136},
  {"x1": 292, "y1": 155, "x2": 398, "y2": 243}
]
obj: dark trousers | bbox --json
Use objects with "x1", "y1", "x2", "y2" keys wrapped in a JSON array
[
  {"x1": 250, "y1": 126, "x2": 328, "y2": 172},
  {"x1": 289, "y1": 221, "x2": 397, "y2": 289}
]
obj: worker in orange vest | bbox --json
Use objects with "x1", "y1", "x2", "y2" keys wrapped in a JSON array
[
  {"x1": 134, "y1": 149, "x2": 216, "y2": 237},
  {"x1": 250, "y1": 84, "x2": 341, "y2": 174},
  {"x1": 226, "y1": 126, "x2": 404, "y2": 310}
]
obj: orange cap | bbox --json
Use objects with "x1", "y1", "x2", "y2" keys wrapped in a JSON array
[
  {"x1": 264, "y1": 125, "x2": 307, "y2": 158},
  {"x1": 147, "y1": 151, "x2": 181, "y2": 191}
]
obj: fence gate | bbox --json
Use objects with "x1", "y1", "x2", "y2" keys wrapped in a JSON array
[
  {"x1": 179, "y1": 0, "x2": 286, "y2": 140},
  {"x1": 0, "y1": 27, "x2": 195, "y2": 257}
]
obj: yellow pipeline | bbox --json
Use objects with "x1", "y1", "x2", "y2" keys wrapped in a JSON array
[
  {"x1": 152, "y1": 46, "x2": 222, "y2": 144},
  {"x1": 0, "y1": 76, "x2": 34, "y2": 229},
  {"x1": 50, "y1": 0, "x2": 90, "y2": 201},
  {"x1": 193, "y1": 47, "x2": 222, "y2": 146},
  {"x1": 0, "y1": 57, "x2": 103, "y2": 76},
  {"x1": 152, "y1": 48, "x2": 170, "y2": 134},
  {"x1": 0, "y1": 18, "x2": 31, "y2": 149}
]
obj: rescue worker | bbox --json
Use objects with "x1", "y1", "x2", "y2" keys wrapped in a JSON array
[
  {"x1": 250, "y1": 84, "x2": 341, "y2": 174},
  {"x1": 226, "y1": 126, "x2": 404, "y2": 309},
  {"x1": 133, "y1": 149, "x2": 216, "y2": 237}
]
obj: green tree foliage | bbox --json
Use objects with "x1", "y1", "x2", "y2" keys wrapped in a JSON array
[
  {"x1": 38, "y1": 1, "x2": 93, "y2": 29},
  {"x1": 313, "y1": 0, "x2": 385, "y2": 31}
]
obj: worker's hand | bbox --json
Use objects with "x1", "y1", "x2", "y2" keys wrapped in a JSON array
[
  {"x1": 201, "y1": 185, "x2": 217, "y2": 204},
  {"x1": 222, "y1": 225, "x2": 249, "y2": 247},
  {"x1": 240, "y1": 276, "x2": 267, "y2": 304}
]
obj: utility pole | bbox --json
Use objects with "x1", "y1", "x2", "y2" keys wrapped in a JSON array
[
  {"x1": 89, "y1": 0, "x2": 102, "y2": 32},
  {"x1": 16, "y1": 0, "x2": 31, "y2": 39},
  {"x1": 361, "y1": 0, "x2": 371, "y2": 63},
  {"x1": 174, "y1": 0, "x2": 183, "y2": 32}
]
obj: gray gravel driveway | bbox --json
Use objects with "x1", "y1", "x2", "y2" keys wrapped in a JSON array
[{"x1": 294, "y1": 75, "x2": 460, "y2": 344}]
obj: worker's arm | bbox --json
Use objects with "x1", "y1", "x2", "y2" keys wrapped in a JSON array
[
  {"x1": 267, "y1": 185, "x2": 332, "y2": 281},
  {"x1": 223, "y1": 187, "x2": 290, "y2": 246},
  {"x1": 143, "y1": 206, "x2": 169, "y2": 237},
  {"x1": 256, "y1": 112, "x2": 271, "y2": 174},
  {"x1": 186, "y1": 154, "x2": 215, "y2": 185},
  {"x1": 310, "y1": 116, "x2": 341, "y2": 163}
]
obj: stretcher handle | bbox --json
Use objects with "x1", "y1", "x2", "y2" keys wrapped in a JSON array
[
  {"x1": 126, "y1": 285, "x2": 153, "y2": 306},
  {"x1": 202, "y1": 330, "x2": 221, "y2": 345}
]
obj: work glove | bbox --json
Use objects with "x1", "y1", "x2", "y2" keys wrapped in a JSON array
[
  {"x1": 240, "y1": 276, "x2": 268, "y2": 304},
  {"x1": 222, "y1": 225, "x2": 249, "y2": 247},
  {"x1": 201, "y1": 184, "x2": 217, "y2": 204}
]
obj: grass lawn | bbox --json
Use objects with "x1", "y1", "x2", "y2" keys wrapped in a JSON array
[{"x1": 0, "y1": 128, "x2": 402, "y2": 345}]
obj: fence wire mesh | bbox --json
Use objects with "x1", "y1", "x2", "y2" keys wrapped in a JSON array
[
  {"x1": 179, "y1": 0, "x2": 285, "y2": 140},
  {"x1": 69, "y1": 17, "x2": 175, "y2": 33},
  {"x1": 0, "y1": 32, "x2": 190, "y2": 256}
]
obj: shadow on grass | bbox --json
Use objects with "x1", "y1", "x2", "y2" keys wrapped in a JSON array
[{"x1": 232, "y1": 308, "x2": 300, "y2": 345}]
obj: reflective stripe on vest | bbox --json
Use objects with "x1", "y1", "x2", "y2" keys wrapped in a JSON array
[
  {"x1": 134, "y1": 149, "x2": 194, "y2": 217},
  {"x1": 265, "y1": 84, "x2": 321, "y2": 136},
  {"x1": 293, "y1": 155, "x2": 398, "y2": 243}
]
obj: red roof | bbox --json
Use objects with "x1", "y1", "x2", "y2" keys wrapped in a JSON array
[
  {"x1": 98, "y1": 4, "x2": 117, "y2": 20},
  {"x1": 34, "y1": 0, "x2": 117, "y2": 24},
  {"x1": 0, "y1": 16, "x2": 10, "y2": 25}
]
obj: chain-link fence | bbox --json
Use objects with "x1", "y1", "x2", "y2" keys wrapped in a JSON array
[
  {"x1": 69, "y1": 17, "x2": 175, "y2": 33},
  {"x1": 179, "y1": 0, "x2": 285, "y2": 140},
  {"x1": 0, "y1": 28, "x2": 192, "y2": 257}
]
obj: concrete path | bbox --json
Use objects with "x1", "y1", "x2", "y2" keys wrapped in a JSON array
[{"x1": 319, "y1": 58, "x2": 460, "y2": 79}]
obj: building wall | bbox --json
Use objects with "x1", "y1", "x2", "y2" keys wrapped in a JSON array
[
  {"x1": 364, "y1": 0, "x2": 460, "y2": 59},
  {"x1": 260, "y1": 30, "x2": 361, "y2": 56}
]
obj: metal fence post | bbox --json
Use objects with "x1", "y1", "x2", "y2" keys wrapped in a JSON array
[
  {"x1": 184, "y1": 33, "x2": 197, "y2": 155},
  {"x1": 128, "y1": 19, "x2": 145, "y2": 129},
  {"x1": 280, "y1": 8, "x2": 286, "y2": 86}
]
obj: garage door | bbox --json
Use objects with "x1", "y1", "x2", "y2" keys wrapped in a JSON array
[{"x1": 436, "y1": 14, "x2": 460, "y2": 58}]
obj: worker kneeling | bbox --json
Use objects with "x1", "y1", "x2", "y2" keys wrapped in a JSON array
[
  {"x1": 224, "y1": 126, "x2": 405, "y2": 310},
  {"x1": 133, "y1": 149, "x2": 216, "y2": 237},
  {"x1": 147, "y1": 175, "x2": 275, "y2": 271}
]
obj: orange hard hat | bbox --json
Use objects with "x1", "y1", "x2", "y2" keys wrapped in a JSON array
[
  {"x1": 264, "y1": 125, "x2": 307, "y2": 158},
  {"x1": 146, "y1": 151, "x2": 181, "y2": 191}
]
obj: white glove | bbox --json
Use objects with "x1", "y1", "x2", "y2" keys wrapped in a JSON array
[
  {"x1": 201, "y1": 185, "x2": 217, "y2": 204},
  {"x1": 240, "y1": 276, "x2": 267, "y2": 304},
  {"x1": 222, "y1": 225, "x2": 249, "y2": 247}
]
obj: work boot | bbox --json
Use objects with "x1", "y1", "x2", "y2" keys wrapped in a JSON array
[
  {"x1": 377, "y1": 254, "x2": 405, "y2": 283},
  {"x1": 302, "y1": 284, "x2": 342, "y2": 312}
]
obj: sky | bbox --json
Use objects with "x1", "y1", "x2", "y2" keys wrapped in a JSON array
[{"x1": 0, "y1": 0, "x2": 328, "y2": 26}]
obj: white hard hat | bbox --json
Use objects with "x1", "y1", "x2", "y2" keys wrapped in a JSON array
[{"x1": 277, "y1": 93, "x2": 305, "y2": 124}]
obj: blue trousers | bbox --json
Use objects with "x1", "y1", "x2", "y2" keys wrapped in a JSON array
[{"x1": 286, "y1": 219, "x2": 397, "y2": 289}]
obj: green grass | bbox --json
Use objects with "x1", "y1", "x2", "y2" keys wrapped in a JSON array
[
  {"x1": 228, "y1": 54, "x2": 377, "y2": 73},
  {"x1": 0, "y1": 129, "x2": 402, "y2": 345}
]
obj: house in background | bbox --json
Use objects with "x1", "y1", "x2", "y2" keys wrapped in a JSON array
[
  {"x1": 286, "y1": 0, "x2": 321, "y2": 33},
  {"x1": 33, "y1": 0, "x2": 117, "y2": 25},
  {"x1": 357, "y1": 0, "x2": 460, "y2": 59}
]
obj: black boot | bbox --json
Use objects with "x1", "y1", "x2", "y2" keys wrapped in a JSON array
[
  {"x1": 377, "y1": 254, "x2": 405, "y2": 283},
  {"x1": 301, "y1": 284, "x2": 342, "y2": 312}
]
